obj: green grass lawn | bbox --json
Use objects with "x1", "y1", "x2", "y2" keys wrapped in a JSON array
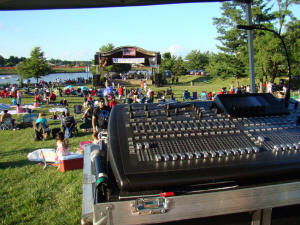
[{"x1": 0, "y1": 75, "x2": 298, "y2": 225}]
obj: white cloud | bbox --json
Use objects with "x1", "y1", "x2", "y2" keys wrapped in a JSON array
[{"x1": 166, "y1": 44, "x2": 184, "y2": 56}]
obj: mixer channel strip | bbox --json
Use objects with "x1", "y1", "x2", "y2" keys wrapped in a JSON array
[{"x1": 131, "y1": 131, "x2": 260, "y2": 162}]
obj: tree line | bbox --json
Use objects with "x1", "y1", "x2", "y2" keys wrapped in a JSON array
[
  {"x1": 0, "y1": 54, "x2": 90, "y2": 68},
  {"x1": 161, "y1": 0, "x2": 299, "y2": 83}
]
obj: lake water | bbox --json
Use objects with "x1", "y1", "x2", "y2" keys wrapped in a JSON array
[{"x1": 0, "y1": 72, "x2": 93, "y2": 85}]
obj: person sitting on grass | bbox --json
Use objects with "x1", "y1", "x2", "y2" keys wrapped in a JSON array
[
  {"x1": 55, "y1": 131, "x2": 70, "y2": 160},
  {"x1": 0, "y1": 110, "x2": 14, "y2": 126},
  {"x1": 80, "y1": 105, "x2": 93, "y2": 132},
  {"x1": 35, "y1": 113, "x2": 51, "y2": 139},
  {"x1": 16, "y1": 104, "x2": 26, "y2": 114}
]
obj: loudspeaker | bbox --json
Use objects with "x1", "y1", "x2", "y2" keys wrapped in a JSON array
[{"x1": 93, "y1": 75, "x2": 101, "y2": 87}]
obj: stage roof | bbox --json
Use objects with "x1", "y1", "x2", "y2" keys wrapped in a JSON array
[{"x1": 0, "y1": 0, "x2": 250, "y2": 11}]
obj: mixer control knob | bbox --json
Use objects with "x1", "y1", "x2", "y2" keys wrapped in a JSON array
[
  {"x1": 136, "y1": 143, "x2": 142, "y2": 150},
  {"x1": 252, "y1": 147, "x2": 260, "y2": 153},
  {"x1": 128, "y1": 105, "x2": 132, "y2": 112},
  {"x1": 162, "y1": 154, "x2": 170, "y2": 161},
  {"x1": 231, "y1": 149, "x2": 239, "y2": 156},
  {"x1": 186, "y1": 152, "x2": 194, "y2": 159},
  {"x1": 178, "y1": 153, "x2": 186, "y2": 160},
  {"x1": 280, "y1": 144, "x2": 287, "y2": 151},
  {"x1": 238, "y1": 148, "x2": 246, "y2": 155},
  {"x1": 245, "y1": 147, "x2": 252, "y2": 154},
  {"x1": 170, "y1": 153, "x2": 178, "y2": 161},
  {"x1": 194, "y1": 151, "x2": 202, "y2": 158},
  {"x1": 293, "y1": 143, "x2": 300, "y2": 150},
  {"x1": 217, "y1": 150, "x2": 225, "y2": 157},
  {"x1": 257, "y1": 136, "x2": 265, "y2": 143},
  {"x1": 154, "y1": 154, "x2": 162, "y2": 162},
  {"x1": 287, "y1": 144, "x2": 293, "y2": 150},
  {"x1": 273, "y1": 145, "x2": 281, "y2": 152},
  {"x1": 203, "y1": 151, "x2": 209, "y2": 158},
  {"x1": 210, "y1": 151, "x2": 217, "y2": 158},
  {"x1": 144, "y1": 142, "x2": 150, "y2": 149},
  {"x1": 224, "y1": 150, "x2": 232, "y2": 156},
  {"x1": 144, "y1": 105, "x2": 148, "y2": 111}
]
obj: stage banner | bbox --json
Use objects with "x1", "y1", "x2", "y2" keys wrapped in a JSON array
[
  {"x1": 122, "y1": 47, "x2": 136, "y2": 56},
  {"x1": 113, "y1": 58, "x2": 144, "y2": 64}
]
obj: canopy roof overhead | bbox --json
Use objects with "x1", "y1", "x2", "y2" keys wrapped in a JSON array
[
  {"x1": 0, "y1": 0, "x2": 250, "y2": 10},
  {"x1": 95, "y1": 46, "x2": 161, "y2": 67}
]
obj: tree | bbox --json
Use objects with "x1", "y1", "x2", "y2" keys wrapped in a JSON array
[
  {"x1": 99, "y1": 43, "x2": 114, "y2": 52},
  {"x1": 172, "y1": 56, "x2": 186, "y2": 76},
  {"x1": 185, "y1": 50, "x2": 210, "y2": 71},
  {"x1": 160, "y1": 52, "x2": 176, "y2": 75},
  {"x1": 206, "y1": 52, "x2": 246, "y2": 79},
  {"x1": 253, "y1": 29, "x2": 285, "y2": 82},
  {"x1": 212, "y1": 0, "x2": 298, "y2": 82},
  {"x1": 16, "y1": 47, "x2": 51, "y2": 82},
  {"x1": 0, "y1": 55, "x2": 5, "y2": 66},
  {"x1": 285, "y1": 19, "x2": 300, "y2": 78}
]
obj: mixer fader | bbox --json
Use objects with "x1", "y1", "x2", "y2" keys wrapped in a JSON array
[{"x1": 108, "y1": 93, "x2": 300, "y2": 191}]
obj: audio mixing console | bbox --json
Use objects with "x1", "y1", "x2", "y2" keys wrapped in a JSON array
[{"x1": 108, "y1": 94, "x2": 300, "y2": 191}]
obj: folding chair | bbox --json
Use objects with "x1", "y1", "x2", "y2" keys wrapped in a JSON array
[
  {"x1": 22, "y1": 113, "x2": 38, "y2": 128},
  {"x1": 183, "y1": 90, "x2": 191, "y2": 101},
  {"x1": 201, "y1": 91, "x2": 207, "y2": 101},
  {"x1": 192, "y1": 92, "x2": 198, "y2": 100},
  {"x1": 74, "y1": 105, "x2": 83, "y2": 119},
  {"x1": 0, "y1": 118, "x2": 13, "y2": 130}
]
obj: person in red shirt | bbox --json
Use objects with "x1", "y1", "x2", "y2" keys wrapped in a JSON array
[
  {"x1": 109, "y1": 96, "x2": 117, "y2": 108},
  {"x1": 87, "y1": 94, "x2": 93, "y2": 102},
  {"x1": 91, "y1": 89, "x2": 96, "y2": 96},
  {"x1": 118, "y1": 86, "x2": 124, "y2": 99},
  {"x1": 0, "y1": 89, "x2": 7, "y2": 98}
]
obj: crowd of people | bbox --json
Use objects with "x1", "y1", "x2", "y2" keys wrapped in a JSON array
[{"x1": 1, "y1": 76, "x2": 299, "y2": 163}]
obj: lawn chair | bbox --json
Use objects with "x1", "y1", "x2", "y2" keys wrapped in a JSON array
[
  {"x1": 0, "y1": 118, "x2": 13, "y2": 130},
  {"x1": 201, "y1": 91, "x2": 207, "y2": 101},
  {"x1": 192, "y1": 92, "x2": 198, "y2": 100},
  {"x1": 22, "y1": 113, "x2": 38, "y2": 128},
  {"x1": 183, "y1": 90, "x2": 191, "y2": 101},
  {"x1": 74, "y1": 105, "x2": 83, "y2": 119}
]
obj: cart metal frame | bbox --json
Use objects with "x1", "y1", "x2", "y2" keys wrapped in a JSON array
[{"x1": 82, "y1": 144, "x2": 300, "y2": 225}]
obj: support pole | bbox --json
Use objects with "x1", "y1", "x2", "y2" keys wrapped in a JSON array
[{"x1": 246, "y1": 2, "x2": 256, "y2": 93}]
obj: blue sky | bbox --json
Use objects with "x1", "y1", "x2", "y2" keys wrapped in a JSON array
[{"x1": 0, "y1": 2, "x2": 299, "y2": 61}]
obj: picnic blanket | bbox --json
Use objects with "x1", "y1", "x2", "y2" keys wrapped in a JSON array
[
  {"x1": 49, "y1": 108, "x2": 68, "y2": 113},
  {"x1": 27, "y1": 148, "x2": 57, "y2": 162},
  {"x1": 27, "y1": 148, "x2": 83, "y2": 162},
  {"x1": 0, "y1": 110, "x2": 28, "y2": 115}
]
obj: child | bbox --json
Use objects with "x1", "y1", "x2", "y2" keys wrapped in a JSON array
[{"x1": 55, "y1": 131, "x2": 70, "y2": 160}]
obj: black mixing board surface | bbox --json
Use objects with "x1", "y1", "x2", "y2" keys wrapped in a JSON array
[{"x1": 108, "y1": 94, "x2": 300, "y2": 191}]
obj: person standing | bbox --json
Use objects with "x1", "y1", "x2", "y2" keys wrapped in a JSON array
[
  {"x1": 92, "y1": 98, "x2": 111, "y2": 132},
  {"x1": 118, "y1": 86, "x2": 124, "y2": 99},
  {"x1": 16, "y1": 90, "x2": 22, "y2": 105}
]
